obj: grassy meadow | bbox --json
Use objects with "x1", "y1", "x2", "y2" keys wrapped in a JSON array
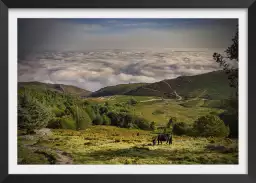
[
  {"x1": 18, "y1": 126, "x2": 238, "y2": 165},
  {"x1": 18, "y1": 91, "x2": 238, "y2": 165}
]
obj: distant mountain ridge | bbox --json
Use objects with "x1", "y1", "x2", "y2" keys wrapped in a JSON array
[
  {"x1": 91, "y1": 70, "x2": 235, "y2": 100},
  {"x1": 18, "y1": 70, "x2": 235, "y2": 100},
  {"x1": 18, "y1": 81, "x2": 92, "y2": 97}
]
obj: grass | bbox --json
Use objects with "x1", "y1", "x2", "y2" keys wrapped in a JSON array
[
  {"x1": 18, "y1": 126, "x2": 238, "y2": 164},
  {"x1": 83, "y1": 95, "x2": 224, "y2": 126}
]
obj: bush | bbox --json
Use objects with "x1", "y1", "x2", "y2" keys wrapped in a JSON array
[
  {"x1": 150, "y1": 122, "x2": 156, "y2": 130},
  {"x1": 127, "y1": 98, "x2": 138, "y2": 105},
  {"x1": 219, "y1": 112, "x2": 238, "y2": 138},
  {"x1": 51, "y1": 107, "x2": 65, "y2": 117},
  {"x1": 59, "y1": 117, "x2": 76, "y2": 130},
  {"x1": 46, "y1": 117, "x2": 61, "y2": 129},
  {"x1": 18, "y1": 94, "x2": 52, "y2": 132},
  {"x1": 102, "y1": 115, "x2": 111, "y2": 125},
  {"x1": 193, "y1": 115, "x2": 230, "y2": 137},
  {"x1": 70, "y1": 106, "x2": 92, "y2": 130},
  {"x1": 134, "y1": 117, "x2": 151, "y2": 130},
  {"x1": 166, "y1": 117, "x2": 177, "y2": 128},
  {"x1": 173, "y1": 122, "x2": 191, "y2": 135},
  {"x1": 85, "y1": 106, "x2": 96, "y2": 120},
  {"x1": 92, "y1": 114, "x2": 103, "y2": 125},
  {"x1": 99, "y1": 106, "x2": 108, "y2": 115}
]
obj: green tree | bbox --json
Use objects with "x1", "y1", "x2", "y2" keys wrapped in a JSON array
[
  {"x1": 102, "y1": 114, "x2": 111, "y2": 125},
  {"x1": 92, "y1": 114, "x2": 103, "y2": 125},
  {"x1": 71, "y1": 106, "x2": 92, "y2": 130},
  {"x1": 193, "y1": 115, "x2": 230, "y2": 137},
  {"x1": 18, "y1": 93, "x2": 52, "y2": 132}
]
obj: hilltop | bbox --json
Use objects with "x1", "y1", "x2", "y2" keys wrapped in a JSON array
[
  {"x1": 91, "y1": 83, "x2": 146, "y2": 97},
  {"x1": 18, "y1": 81, "x2": 92, "y2": 97},
  {"x1": 92, "y1": 70, "x2": 235, "y2": 100}
]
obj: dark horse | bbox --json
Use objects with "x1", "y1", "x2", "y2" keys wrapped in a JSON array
[{"x1": 152, "y1": 134, "x2": 172, "y2": 145}]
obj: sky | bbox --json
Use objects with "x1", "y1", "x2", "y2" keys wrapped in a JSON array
[{"x1": 18, "y1": 19, "x2": 238, "y2": 91}]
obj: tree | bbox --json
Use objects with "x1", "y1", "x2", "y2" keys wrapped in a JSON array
[
  {"x1": 18, "y1": 93, "x2": 52, "y2": 132},
  {"x1": 213, "y1": 25, "x2": 238, "y2": 96},
  {"x1": 102, "y1": 115, "x2": 111, "y2": 125},
  {"x1": 193, "y1": 115, "x2": 230, "y2": 137},
  {"x1": 92, "y1": 114, "x2": 103, "y2": 125},
  {"x1": 71, "y1": 106, "x2": 92, "y2": 130}
]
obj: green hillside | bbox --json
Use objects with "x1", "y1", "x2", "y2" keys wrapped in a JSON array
[
  {"x1": 126, "y1": 70, "x2": 235, "y2": 100},
  {"x1": 18, "y1": 82, "x2": 91, "y2": 97},
  {"x1": 91, "y1": 83, "x2": 146, "y2": 97}
]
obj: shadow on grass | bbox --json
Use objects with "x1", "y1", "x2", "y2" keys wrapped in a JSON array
[{"x1": 73, "y1": 146, "x2": 238, "y2": 165}]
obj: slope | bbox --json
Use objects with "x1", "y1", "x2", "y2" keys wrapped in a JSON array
[
  {"x1": 126, "y1": 70, "x2": 235, "y2": 100},
  {"x1": 18, "y1": 81, "x2": 91, "y2": 97}
]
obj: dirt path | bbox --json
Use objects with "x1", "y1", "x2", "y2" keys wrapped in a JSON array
[
  {"x1": 161, "y1": 80, "x2": 182, "y2": 100},
  {"x1": 23, "y1": 143, "x2": 73, "y2": 164},
  {"x1": 140, "y1": 98, "x2": 163, "y2": 103}
]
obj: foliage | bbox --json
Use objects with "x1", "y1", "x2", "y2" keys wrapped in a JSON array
[
  {"x1": 92, "y1": 114, "x2": 103, "y2": 125},
  {"x1": 173, "y1": 122, "x2": 191, "y2": 136},
  {"x1": 99, "y1": 106, "x2": 108, "y2": 115},
  {"x1": 47, "y1": 117, "x2": 62, "y2": 129},
  {"x1": 70, "y1": 106, "x2": 92, "y2": 130},
  {"x1": 59, "y1": 117, "x2": 76, "y2": 130},
  {"x1": 193, "y1": 115, "x2": 230, "y2": 137},
  {"x1": 219, "y1": 111, "x2": 238, "y2": 138},
  {"x1": 150, "y1": 122, "x2": 156, "y2": 131},
  {"x1": 166, "y1": 117, "x2": 177, "y2": 128},
  {"x1": 127, "y1": 98, "x2": 138, "y2": 105},
  {"x1": 52, "y1": 107, "x2": 65, "y2": 117},
  {"x1": 18, "y1": 92, "x2": 52, "y2": 132},
  {"x1": 213, "y1": 25, "x2": 238, "y2": 96},
  {"x1": 102, "y1": 115, "x2": 111, "y2": 125},
  {"x1": 85, "y1": 106, "x2": 96, "y2": 121}
]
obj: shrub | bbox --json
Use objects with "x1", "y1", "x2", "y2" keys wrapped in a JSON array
[
  {"x1": 59, "y1": 117, "x2": 76, "y2": 130},
  {"x1": 193, "y1": 115, "x2": 230, "y2": 137},
  {"x1": 85, "y1": 106, "x2": 96, "y2": 120},
  {"x1": 150, "y1": 121, "x2": 156, "y2": 131},
  {"x1": 18, "y1": 94, "x2": 52, "y2": 132},
  {"x1": 173, "y1": 122, "x2": 191, "y2": 135},
  {"x1": 219, "y1": 112, "x2": 238, "y2": 138},
  {"x1": 127, "y1": 98, "x2": 138, "y2": 105},
  {"x1": 134, "y1": 117, "x2": 151, "y2": 130},
  {"x1": 102, "y1": 115, "x2": 111, "y2": 125},
  {"x1": 166, "y1": 117, "x2": 177, "y2": 128},
  {"x1": 99, "y1": 106, "x2": 108, "y2": 115},
  {"x1": 51, "y1": 107, "x2": 65, "y2": 117},
  {"x1": 92, "y1": 114, "x2": 103, "y2": 125},
  {"x1": 70, "y1": 106, "x2": 92, "y2": 130},
  {"x1": 46, "y1": 117, "x2": 61, "y2": 129}
]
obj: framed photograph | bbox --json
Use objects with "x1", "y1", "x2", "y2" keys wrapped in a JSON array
[{"x1": 0, "y1": 0, "x2": 254, "y2": 182}]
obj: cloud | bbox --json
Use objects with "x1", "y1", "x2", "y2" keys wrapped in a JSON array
[{"x1": 18, "y1": 49, "x2": 226, "y2": 91}]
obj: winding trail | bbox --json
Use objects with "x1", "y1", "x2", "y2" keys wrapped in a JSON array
[
  {"x1": 161, "y1": 80, "x2": 182, "y2": 100},
  {"x1": 23, "y1": 143, "x2": 73, "y2": 164}
]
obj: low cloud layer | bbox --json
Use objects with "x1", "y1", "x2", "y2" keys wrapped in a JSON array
[{"x1": 18, "y1": 49, "x2": 231, "y2": 91}]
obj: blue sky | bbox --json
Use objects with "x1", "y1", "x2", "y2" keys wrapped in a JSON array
[{"x1": 19, "y1": 18, "x2": 238, "y2": 53}]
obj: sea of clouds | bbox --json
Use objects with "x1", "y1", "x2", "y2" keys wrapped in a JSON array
[{"x1": 18, "y1": 49, "x2": 232, "y2": 92}]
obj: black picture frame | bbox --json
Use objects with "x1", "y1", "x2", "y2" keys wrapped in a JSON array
[{"x1": 0, "y1": 0, "x2": 254, "y2": 182}]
